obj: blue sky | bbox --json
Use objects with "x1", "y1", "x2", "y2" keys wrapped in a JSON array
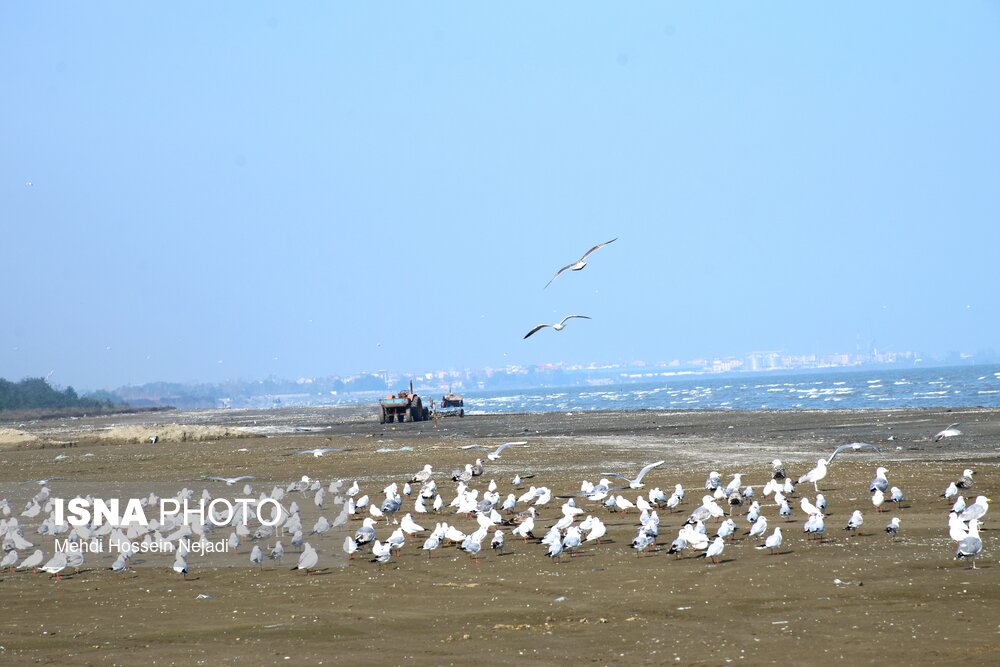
[{"x1": 2, "y1": 3, "x2": 998, "y2": 390}]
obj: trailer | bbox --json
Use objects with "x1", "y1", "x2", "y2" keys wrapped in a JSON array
[
  {"x1": 439, "y1": 391, "x2": 465, "y2": 417},
  {"x1": 378, "y1": 381, "x2": 430, "y2": 424}
]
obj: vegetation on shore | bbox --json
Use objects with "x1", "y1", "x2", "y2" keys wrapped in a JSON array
[{"x1": 0, "y1": 377, "x2": 159, "y2": 419}]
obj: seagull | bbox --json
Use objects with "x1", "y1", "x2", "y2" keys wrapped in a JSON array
[
  {"x1": 202, "y1": 475, "x2": 255, "y2": 486},
  {"x1": 17, "y1": 549, "x2": 44, "y2": 571},
  {"x1": 250, "y1": 545, "x2": 264, "y2": 568},
  {"x1": 771, "y1": 459, "x2": 787, "y2": 480},
  {"x1": 523, "y1": 315, "x2": 591, "y2": 340},
  {"x1": 422, "y1": 531, "x2": 442, "y2": 558},
  {"x1": 871, "y1": 489, "x2": 885, "y2": 513},
  {"x1": 954, "y1": 521, "x2": 983, "y2": 568},
  {"x1": 703, "y1": 536, "x2": 725, "y2": 564},
  {"x1": 410, "y1": 464, "x2": 433, "y2": 483},
  {"x1": 869, "y1": 467, "x2": 889, "y2": 494},
  {"x1": 269, "y1": 541, "x2": 284, "y2": 563},
  {"x1": 804, "y1": 512, "x2": 826, "y2": 540},
  {"x1": 942, "y1": 482, "x2": 959, "y2": 500},
  {"x1": 543, "y1": 238, "x2": 617, "y2": 289},
  {"x1": 826, "y1": 442, "x2": 881, "y2": 464},
  {"x1": 41, "y1": 553, "x2": 68, "y2": 581},
  {"x1": 798, "y1": 459, "x2": 828, "y2": 493},
  {"x1": 758, "y1": 527, "x2": 783, "y2": 554},
  {"x1": 959, "y1": 496, "x2": 990, "y2": 523},
  {"x1": 491, "y1": 529, "x2": 505, "y2": 554},
  {"x1": 601, "y1": 460, "x2": 665, "y2": 489},
  {"x1": 1, "y1": 550, "x2": 18, "y2": 571},
  {"x1": 585, "y1": 518, "x2": 607, "y2": 544},
  {"x1": 292, "y1": 448, "x2": 342, "y2": 458},
  {"x1": 292, "y1": 543, "x2": 319, "y2": 574},
  {"x1": 459, "y1": 441, "x2": 527, "y2": 461},
  {"x1": 956, "y1": 469, "x2": 974, "y2": 489},
  {"x1": 845, "y1": 510, "x2": 864, "y2": 534},
  {"x1": 885, "y1": 517, "x2": 901, "y2": 537},
  {"x1": 172, "y1": 552, "x2": 188, "y2": 578},
  {"x1": 372, "y1": 540, "x2": 393, "y2": 566},
  {"x1": 934, "y1": 423, "x2": 962, "y2": 442},
  {"x1": 343, "y1": 536, "x2": 358, "y2": 561}
]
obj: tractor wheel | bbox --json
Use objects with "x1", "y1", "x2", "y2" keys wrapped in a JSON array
[
  {"x1": 423, "y1": 407, "x2": 430, "y2": 420},
  {"x1": 386, "y1": 412, "x2": 395, "y2": 424},
  {"x1": 404, "y1": 408, "x2": 413, "y2": 423},
  {"x1": 378, "y1": 407, "x2": 386, "y2": 424},
  {"x1": 459, "y1": 409, "x2": 465, "y2": 418}
]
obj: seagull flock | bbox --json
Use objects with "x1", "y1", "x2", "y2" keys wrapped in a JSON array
[{"x1": 0, "y1": 437, "x2": 990, "y2": 579}]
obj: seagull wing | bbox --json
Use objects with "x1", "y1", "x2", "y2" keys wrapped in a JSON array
[
  {"x1": 947, "y1": 422, "x2": 960, "y2": 429},
  {"x1": 826, "y1": 442, "x2": 881, "y2": 464},
  {"x1": 579, "y1": 237, "x2": 618, "y2": 261},
  {"x1": 544, "y1": 263, "x2": 577, "y2": 289},
  {"x1": 523, "y1": 324, "x2": 552, "y2": 339},
  {"x1": 634, "y1": 460, "x2": 666, "y2": 484},
  {"x1": 558, "y1": 315, "x2": 592, "y2": 326},
  {"x1": 459, "y1": 445, "x2": 487, "y2": 451},
  {"x1": 494, "y1": 441, "x2": 527, "y2": 455},
  {"x1": 236, "y1": 476, "x2": 255, "y2": 482},
  {"x1": 599, "y1": 473, "x2": 632, "y2": 482}
]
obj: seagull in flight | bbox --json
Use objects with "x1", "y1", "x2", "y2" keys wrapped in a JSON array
[
  {"x1": 601, "y1": 460, "x2": 665, "y2": 489},
  {"x1": 523, "y1": 315, "x2": 591, "y2": 339},
  {"x1": 544, "y1": 238, "x2": 617, "y2": 288},
  {"x1": 825, "y1": 442, "x2": 881, "y2": 464},
  {"x1": 934, "y1": 423, "x2": 962, "y2": 442},
  {"x1": 28, "y1": 478, "x2": 64, "y2": 485},
  {"x1": 289, "y1": 448, "x2": 343, "y2": 458},
  {"x1": 202, "y1": 475, "x2": 255, "y2": 486},
  {"x1": 459, "y1": 441, "x2": 527, "y2": 461}
]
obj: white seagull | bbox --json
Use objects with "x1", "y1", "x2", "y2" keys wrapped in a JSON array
[
  {"x1": 934, "y1": 423, "x2": 962, "y2": 442},
  {"x1": 460, "y1": 441, "x2": 528, "y2": 461},
  {"x1": 203, "y1": 475, "x2": 255, "y2": 486},
  {"x1": 826, "y1": 442, "x2": 881, "y2": 464},
  {"x1": 523, "y1": 315, "x2": 591, "y2": 340},
  {"x1": 601, "y1": 460, "x2": 665, "y2": 489},
  {"x1": 798, "y1": 459, "x2": 828, "y2": 493},
  {"x1": 543, "y1": 238, "x2": 617, "y2": 289}
]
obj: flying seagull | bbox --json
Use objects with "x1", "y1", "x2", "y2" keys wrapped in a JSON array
[
  {"x1": 459, "y1": 441, "x2": 527, "y2": 461},
  {"x1": 601, "y1": 460, "x2": 666, "y2": 489},
  {"x1": 544, "y1": 238, "x2": 617, "y2": 289},
  {"x1": 202, "y1": 475, "x2": 255, "y2": 486},
  {"x1": 523, "y1": 315, "x2": 591, "y2": 340},
  {"x1": 826, "y1": 442, "x2": 881, "y2": 464},
  {"x1": 934, "y1": 423, "x2": 962, "y2": 442}
]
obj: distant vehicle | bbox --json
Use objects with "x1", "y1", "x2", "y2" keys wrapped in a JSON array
[
  {"x1": 378, "y1": 381, "x2": 430, "y2": 424},
  {"x1": 440, "y1": 391, "x2": 465, "y2": 417}
]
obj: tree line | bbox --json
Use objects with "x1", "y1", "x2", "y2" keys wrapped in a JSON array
[{"x1": 0, "y1": 377, "x2": 117, "y2": 412}]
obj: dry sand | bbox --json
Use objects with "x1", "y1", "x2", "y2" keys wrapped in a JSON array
[{"x1": 1, "y1": 407, "x2": 998, "y2": 666}]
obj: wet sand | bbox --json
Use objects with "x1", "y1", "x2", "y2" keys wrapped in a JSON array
[{"x1": 1, "y1": 407, "x2": 998, "y2": 666}]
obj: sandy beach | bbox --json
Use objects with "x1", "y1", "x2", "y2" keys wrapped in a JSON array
[{"x1": 1, "y1": 406, "x2": 997, "y2": 665}]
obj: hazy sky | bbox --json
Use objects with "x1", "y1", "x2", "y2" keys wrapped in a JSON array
[{"x1": 3, "y1": 3, "x2": 998, "y2": 390}]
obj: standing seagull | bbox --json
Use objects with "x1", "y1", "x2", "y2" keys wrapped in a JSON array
[
  {"x1": 955, "y1": 469, "x2": 974, "y2": 490},
  {"x1": 523, "y1": 315, "x2": 591, "y2": 339},
  {"x1": 544, "y1": 238, "x2": 617, "y2": 289}
]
